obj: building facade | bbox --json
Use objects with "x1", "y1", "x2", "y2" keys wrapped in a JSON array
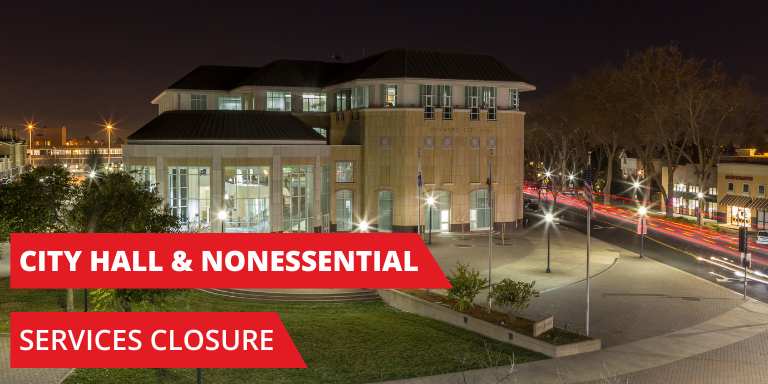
[
  {"x1": 717, "y1": 151, "x2": 768, "y2": 229},
  {"x1": 28, "y1": 126, "x2": 123, "y2": 176},
  {"x1": 0, "y1": 127, "x2": 29, "y2": 181},
  {"x1": 661, "y1": 164, "x2": 718, "y2": 219},
  {"x1": 124, "y1": 49, "x2": 535, "y2": 233}
]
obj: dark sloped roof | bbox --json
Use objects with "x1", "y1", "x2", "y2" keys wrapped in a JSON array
[
  {"x1": 127, "y1": 111, "x2": 325, "y2": 142},
  {"x1": 163, "y1": 49, "x2": 531, "y2": 92},
  {"x1": 168, "y1": 65, "x2": 259, "y2": 90},
  {"x1": 236, "y1": 60, "x2": 346, "y2": 88},
  {"x1": 326, "y1": 49, "x2": 530, "y2": 85}
]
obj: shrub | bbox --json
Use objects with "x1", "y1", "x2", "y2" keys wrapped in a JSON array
[
  {"x1": 446, "y1": 262, "x2": 489, "y2": 311},
  {"x1": 488, "y1": 278, "x2": 538, "y2": 323}
]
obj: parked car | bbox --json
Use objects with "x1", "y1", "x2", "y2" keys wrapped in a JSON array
[{"x1": 758, "y1": 230, "x2": 768, "y2": 245}]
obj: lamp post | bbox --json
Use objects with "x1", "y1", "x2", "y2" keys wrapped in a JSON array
[
  {"x1": 427, "y1": 196, "x2": 435, "y2": 245},
  {"x1": 218, "y1": 210, "x2": 227, "y2": 233},
  {"x1": 697, "y1": 192, "x2": 704, "y2": 229},
  {"x1": 26, "y1": 124, "x2": 34, "y2": 167},
  {"x1": 545, "y1": 213, "x2": 553, "y2": 273},
  {"x1": 638, "y1": 206, "x2": 646, "y2": 259},
  {"x1": 106, "y1": 125, "x2": 112, "y2": 167}
]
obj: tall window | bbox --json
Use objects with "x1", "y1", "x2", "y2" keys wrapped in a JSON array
[
  {"x1": 267, "y1": 92, "x2": 291, "y2": 111},
  {"x1": 378, "y1": 191, "x2": 393, "y2": 232},
  {"x1": 336, "y1": 90, "x2": 350, "y2": 111},
  {"x1": 302, "y1": 93, "x2": 326, "y2": 112},
  {"x1": 483, "y1": 87, "x2": 497, "y2": 121},
  {"x1": 336, "y1": 190, "x2": 354, "y2": 231},
  {"x1": 728, "y1": 182, "x2": 734, "y2": 192},
  {"x1": 743, "y1": 184, "x2": 750, "y2": 193},
  {"x1": 218, "y1": 95, "x2": 242, "y2": 110},
  {"x1": 336, "y1": 162, "x2": 354, "y2": 183},
  {"x1": 381, "y1": 85, "x2": 397, "y2": 106},
  {"x1": 438, "y1": 85, "x2": 453, "y2": 120},
  {"x1": 224, "y1": 167, "x2": 270, "y2": 233},
  {"x1": 465, "y1": 86, "x2": 480, "y2": 120},
  {"x1": 321, "y1": 165, "x2": 331, "y2": 233},
  {"x1": 351, "y1": 86, "x2": 369, "y2": 109},
  {"x1": 424, "y1": 191, "x2": 450, "y2": 232},
  {"x1": 130, "y1": 165, "x2": 156, "y2": 191},
  {"x1": 191, "y1": 94, "x2": 207, "y2": 110},
  {"x1": 282, "y1": 166, "x2": 314, "y2": 233},
  {"x1": 470, "y1": 190, "x2": 492, "y2": 230},
  {"x1": 420, "y1": 85, "x2": 435, "y2": 120},
  {"x1": 168, "y1": 167, "x2": 211, "y2": 229},
  {"x1": 509, "y1": 89, "x2": 520, "y2": 109}
]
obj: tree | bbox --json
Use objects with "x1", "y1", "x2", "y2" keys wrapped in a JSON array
[
  {"x1": 68, "y1": 171, "x2": 185, "y2": 312},
  {"x1": 488, "y1": 278, "x2": 538, "y2": 323},
  {"x1": 84, "y1": 150, "x2": 105, "y2": 173},
  {"x1": 445, "y1": 262, "x2": 488, "y2": 311},
  {"x1": 0, "y1": 166, "x2": 78, "y2": 311}
]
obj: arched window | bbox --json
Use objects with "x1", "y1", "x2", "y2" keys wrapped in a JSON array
[
  {"x1": 470, "y1": 190, "x2": 492, "y2": 230},
  {"x1": 424, "y1": 191, "x2": 450, "y2": 232}
]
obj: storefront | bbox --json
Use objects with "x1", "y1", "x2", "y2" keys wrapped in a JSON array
[
  {"x1": 749, "y1": 198, "x2": 768, "y2": 229},
  {"x1": 719, "y1": 194, "x2": 752, "y2": 227}
]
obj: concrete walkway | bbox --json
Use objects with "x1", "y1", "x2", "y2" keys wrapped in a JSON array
[
  {"x1": 0, "y1": 336, "x2": 73, "y2": 384},
  {"x1": 0, "y1": 243, "x2": 9, "y2": 277},
  {"x1": 376, "y1": 300, "x2": 768, "y2": 383}
]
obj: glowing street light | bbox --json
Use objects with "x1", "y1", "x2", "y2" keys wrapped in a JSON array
[
  {"x1": 106, "y1": 124, "x2": 113, "y2": 167},
  {"x1": 545, "y1": 213, "x2": 553, "y2": 273},
  {"x1": 359, "y1": 221, "x2": 369, "y2": 232},
  {"x1": 633, "y1": 182, "x2": 640, "y2": 188},
  {"x1": 89, "y1": 171, "x2": 96, "y2": 178}
]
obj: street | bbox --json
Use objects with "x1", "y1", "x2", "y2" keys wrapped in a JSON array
[{"x1": 526, "y1": 190, "x2": 768, "y2": 303}]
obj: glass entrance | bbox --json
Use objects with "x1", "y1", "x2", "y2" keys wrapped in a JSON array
[
  {"x1": 378, "y1": 191, "x2": 393, "y2": 232},
  {"x1": 424, "y1": 191, "x2": 450, "y2": 233},
  {"x1": 758, "y1": 210, "x2": 768, "y2": 229},
  {"x1": 282, "y1": 166, "x2": 314, "y2": 233},
  {"x1": 470, "y1": 190, "x2": 492, "y2": 230}
]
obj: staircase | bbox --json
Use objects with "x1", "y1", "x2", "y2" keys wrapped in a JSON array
[{"x1": 197, "y1": 288, "x2": 380, "y2": 303}]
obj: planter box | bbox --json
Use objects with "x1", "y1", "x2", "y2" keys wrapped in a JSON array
[{"x1": 377, "y1": 289, "x2": 601, "y2": 358}]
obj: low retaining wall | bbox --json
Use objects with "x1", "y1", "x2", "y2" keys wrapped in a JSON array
[{"x1": 377, "y1": 289, "x2": 601, "y2": 358}]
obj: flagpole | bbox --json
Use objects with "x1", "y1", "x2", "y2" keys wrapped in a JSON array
[
  {"x1": 488, "y1": 150, "x2": 493, "y2": 311},
  {"x1": 586, "y1": 152, "x2": 591, "y2": 336}
]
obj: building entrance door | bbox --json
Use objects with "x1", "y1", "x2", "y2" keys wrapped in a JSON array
[{"x1": 758, "y1": 210, "x2": 768, "y2": 229}]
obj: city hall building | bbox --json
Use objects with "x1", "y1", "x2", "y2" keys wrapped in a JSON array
[{"x1": 123, "y1": 49, "x2": 535, "y2": 233}]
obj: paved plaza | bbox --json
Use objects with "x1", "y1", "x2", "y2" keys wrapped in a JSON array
[{"x1": 379, "y1": 226, "x2": 768, "y2": 383}]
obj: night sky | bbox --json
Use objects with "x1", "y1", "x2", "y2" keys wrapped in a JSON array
[{"x1": 2, "y1": 0, "x2": 766, "y2": 140}]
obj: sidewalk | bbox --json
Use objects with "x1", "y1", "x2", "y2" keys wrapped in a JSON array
[
  {"x1": 0, "y1": 243, "x2": 8, "y2": 277},
  {"x1": 373, "y1": 225, "x2": 767, "y2": 383}
]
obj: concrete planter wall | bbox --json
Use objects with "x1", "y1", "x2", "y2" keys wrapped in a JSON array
[{"x1": 377, "y1": 289, "x2": 601, "y2": 358}]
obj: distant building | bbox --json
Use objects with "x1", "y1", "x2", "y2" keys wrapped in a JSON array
[
  {"x1": 0, "y1": 127, "x2": 30, "y2": 181},
  {"x1": 717, "y1": 150, "x2": 768, "y2": 228},
  {"x1": 661, "y1": 164, "x2": 718, "y2": 219},
  {"x1": 29, "y1": 126, "x2": 122, "y2": 174}
]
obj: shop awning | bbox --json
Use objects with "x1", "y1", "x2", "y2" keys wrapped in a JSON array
[
  {"x1": 671, "y1": 190, "x2": 687, "y2": 199},
  {"x1": 749, "y1": 198, "x2": 768, "y2": 211},
  {"x1": 704, "y1": 194, "x2": 717, "y2": 203},
  {"x1": 719, "y1": 194, "x2": 752, "y2": 208}
]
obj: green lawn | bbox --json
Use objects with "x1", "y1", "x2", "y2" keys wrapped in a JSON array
[{"x1": 0, "y1": 277, "x2": 548, "y2": 383}]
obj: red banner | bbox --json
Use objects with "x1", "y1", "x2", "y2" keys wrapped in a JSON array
[
  {"x1": 10, "y1": 233, "x2": 450, "y2": 289},
  {"x1": 11, "y1": 312, "x2": 306, "y2": 368}
]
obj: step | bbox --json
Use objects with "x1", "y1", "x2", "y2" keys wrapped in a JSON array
[{"x1": 197, "y1": 288, "x2": 380, "y2": 303}]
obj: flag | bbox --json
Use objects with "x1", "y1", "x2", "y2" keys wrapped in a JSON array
[
  {"x1": 583, "y1": 160, "x2": 596, "y2": 218},
  {"x1": 418, "y1": 155, "x2": 422, "y2": 187},
  {"x1": 487, "y1": 154, "x2": 492, "y2": 207}
]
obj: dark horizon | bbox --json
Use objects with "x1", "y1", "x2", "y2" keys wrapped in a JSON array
[{"x1": 2, "y1": 0, "x2": 766, "y2": 140}]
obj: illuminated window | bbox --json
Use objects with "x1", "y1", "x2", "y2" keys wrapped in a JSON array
[
  {"x1": 130, "y1": 165, "x2": 156, "y2": 191},
  {"x1": 167, "y1": 166, "x2": 211, "y2": 229},
  {"x1": 336, "y1": 190, "x2": 354, "y2": 231},
  {"x1": 381, "y1": 85, "x2": 397, "y2": 106},
  {"x1": 336, "y1": 162, "x2": 354, "y2": 183},
  {"x1": 266, "y1": 92, "x2": 291, "y2": 111},
  {"x1": 321, "y1": 165, "x2": 331, "y2": 233},
  {"x1": 282, "y1": 166, "x2": 314, "y2": 233},
  {"x1": 224, "y1": 167, "x2": 270, "y2": 233},
  {"x1": 191, "y1": 94, "x2": 206, "y2": 110},
  {"x1": 336, "y1": 90, "x2": 350, "y2": 111},
  {"x1": 218, "y1": 95, "x2": 242, "y2": 110},
  {"x1": 302, "y1": 93, "x2": 326, "y2": 112},
  {"x1": 378, "y1": 191, "x2": 393, "y2": 232},
  {"x1": 438, "y1": 85, "x2": 452, "y2": 120},
  {"x1": 351, "y1": 87, "x2": 369, "y2": 109}
]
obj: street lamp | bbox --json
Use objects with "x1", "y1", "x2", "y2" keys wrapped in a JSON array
[
  {"x1": 26, "y1": 124, "x2": 34, "y2": 167},
  {"x1": 638, "y1": 206, "x2": 647, "y2": 259},
  {"x1": 218, "y1": 210, "x2": 227, "y2": 233},
  {"x1": 545, "y1": 213, "x2": 553, "y2": 273},
  {"x1": 427, "y1": 196, "x2": 435, "y2": 245},
  {"x1": 359, "y1": 221, "x2": 369, "y2": 232},
  {"x1": 89, "y1": 171, "x2": 96, "y2": 178},
  {"x1": 106, "y1": 125, "x2": 113, "y2": 167},
  {"x1": 697, "y1": 192, "x2": 704, "y2": 229}
]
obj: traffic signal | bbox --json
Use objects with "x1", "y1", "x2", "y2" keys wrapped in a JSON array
[{"x1": 739, "y1": 227, "x2": 748, "y2": 253}]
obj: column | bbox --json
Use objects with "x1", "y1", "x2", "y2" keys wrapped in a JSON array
[{"x1": 211, "y1": 155, "x2": 223, "y2": 233}]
